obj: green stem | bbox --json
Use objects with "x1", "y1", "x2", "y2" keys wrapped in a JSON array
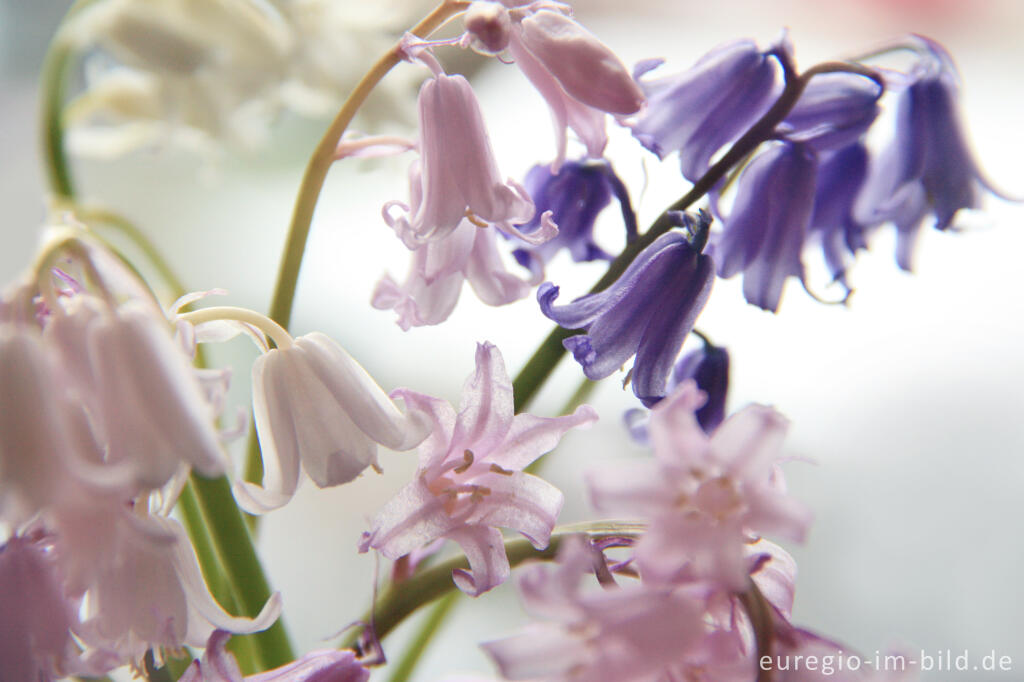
[
  {"x1": 510, "y1": 57, "x2": 881, "y2": 412},
  {"x1": 740, "y1": 581, "x2": 776, "y2": 682},
  {"x1": 385, "y1": 592, "x2": 459, "y2": 682},
  {"x1": 341, "y1": 523, "x2": 645, "y2": 651},
  {"x1": 245, "y1": 0, "x2": 470, "y2": 486},
  {"x1": 189, "y1": 473, "x2": 295, "y2": 669},
  {"x1": 41, "y1": 37, "x2": 75, "y2": 198}
]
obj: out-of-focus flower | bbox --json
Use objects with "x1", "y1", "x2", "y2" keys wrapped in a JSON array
[
  {"x1": 481, "y1": 535, "x2": 706, "y2": 681},
  {"x1": 0, "y1": 535, "x2": 86, "y2": 682},
  {"x1": 668, "y1": 344, "x2": 730, "y2": 428},
  {"x1": 489, "y1": 3, "x2": 643, "y2": 170},
  {"x1": 629, "y1": 39, "x2": 782, "y2": 182},
  {"x1": 710, "y1": 140, "x2": 818, "y2": 312},
  {"x1": 385, "y1": 72, "x2": 537, "y2": 248},
  {"x1": 236, "y1": 332, "x2": 430, "y2": 514},
  {"x1": 539, "y1": 212, "x2": 714, "y2": 404},
  {"x1": 857, "y1": 36, "x2": 1008, "y2": 271},
  {"x1": 588, "y1": 382, "x2": 811, "y2": 591},
  {"x1": 180, "y1": 630, "x2": 370, "y2": 682},
  {"x1": 511, "y1": 160, "x2": 637, "y2": 280},
  {"x1": 360, "y1": 343, "x2": 596, "y2": 596}
]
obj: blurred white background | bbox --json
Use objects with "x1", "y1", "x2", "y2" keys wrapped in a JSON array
[{"x1": 3, "y1": 1, "x2": 1024, "y2": 680}]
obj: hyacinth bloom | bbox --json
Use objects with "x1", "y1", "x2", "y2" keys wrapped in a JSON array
[
  {"x1": 511, "y1": 160, "x2": 637, "y2": 279},
  {"x1": 711, "y1": 140, "x2": 817, "y2": 312},
  {"x1": 180, "y1": 630, "x2": 369, "y2": 682},
  {"x1": 481, "y1": 536, "x2": 706, "y2": 681},
  {"x1": 857, "y1": 38, "x2": 1005, "y2": 269},
  {"x1": 360, "y1": 343, "x2": 596, "y2": 596},
  {"x1": 669, "y1": 344, "x2": 730, "y2": 429},
  {"x1": 809, "y1": 143, "x2": 874, "y2": 287},
  {"x1": 776, "y1": 72, "x2": 882, "y2": 153},
  {"x1": 630, "y1": 39, "x2": 781, "y2": 182},
  {"x1": 374, "y1": 162, "x2": 547, "y2": 329},
  {"x1": 539, "y1": 215, "x2": 714, "y2": 404},
  {"x1": 236, "y1": 332, "x2": 430, "y2": 514},
  {"x1": 0, "y1": 535, "x2": 85, "y2": 681},
  {"x1": 588, "y1": 382, "x2": 811, "y2": 590},
  {"x1": 496, "y1": 5, "x2": 644, "y2": 170},
  {"x1": 385, "y1": 72, "x2": 536, "y2": 248}
]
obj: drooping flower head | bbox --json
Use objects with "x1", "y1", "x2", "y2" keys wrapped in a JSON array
[
  {"x1": 385, "y1": 71, "x2": 537, "y2": 248},
  {"x1": 360, "y1": 342, "x2": 596, "y2": 596},
  {"x1": 857, "y1": 36, "x2": 1010, "y2": 271},
  {"x1": 236, "y1": 332, "x2": 430, "y2": 513},
  {"x1": 463, "y1": 1, "x2": 644, "y2": 171},
  {"x1": 710, "y1": 140, "x2": 818, "y2": 313},
  {"x1": 776, "y1": 71, "x2": 883, "y2": 154},
  {"x1": 539, "y1": 210, "x2": 714, "y2": 405},
  {"x1": 510, "y1": 159, "x2": 637, "y2": 280},
  {"x1": 629, "y1": 38, "x2": 785, "y2": 182}
]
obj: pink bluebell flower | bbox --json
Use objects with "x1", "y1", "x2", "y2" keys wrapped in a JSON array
[
  {"x1": 510, "y1": 160, "x2": 637, "y2": 280},
  {"x1": 385, "y1": 72, "x2": 536, "y2": 248},
  {"x1": 629, "y1": 39, "x2": 783, "y2": 182},
  {"x1": 359, "y1": 342, "x2": 596, "y2": 596},
  {"x1": 539, "y1": 212, "x2": 714, "y2": 404}
]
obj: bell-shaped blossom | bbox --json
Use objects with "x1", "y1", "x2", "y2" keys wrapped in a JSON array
[
  {"x1": 588, "y1": 381, "x2": 811, "y2": 591},
  {"x1": 0, "y1": 535, "x2": 87, "y2": 681},
  {"x1": 539, "y1": 214, "x2": 714, "y2": 405},
  {"x1": 499, "y1": 4, "x2": 644, "y2": 170},
  {"x1": 50, "y1": 504, "x2": 281, "y2": 664},
  {"x1": 776, "y1": 72, "x2": 882, "y2": 153},
  {"x1": 711, "y1": 140, "x2": 817, "y2": 312},
  {"x1": 374, "y1": 160, "x2": 548, "y2": 330},
  {"x1": 857, "y1": 37, "x2": 1007, "y2": 266},
  {"x1": 373, "y1": 215, "x2": 535, "y2": 329},
  {"x1": 180, "y1": 630, "x2": 370, "y2": 682},
  {"x1": 669, "y1": 344, "x2": 730, "y2": 428},
  {"x1": 808, "y1": 143, "x2": 875, "y2": 288},
  {"x1": 385, "y1": 72, "x2": 536, "y2": 248},
  {"x1": 237, "y1": 332, "x2": 430, "y2": 513},
  {"x1": 481, "y1": 536, "x2": 707, "y2": 681},
  {"x1": 360, "y1": 342, "x2": 596, "y2": 596},
  {"x1": 630, "y1": 39, "x2": 782, "y2": 182},
  {"x1": 510, "y1": 159, "x2": 637, "y2": 280}
]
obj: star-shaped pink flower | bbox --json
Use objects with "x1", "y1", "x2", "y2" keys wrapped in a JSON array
[{"x1": 360, "y1": 342, "x2": 596, "y2": 595}]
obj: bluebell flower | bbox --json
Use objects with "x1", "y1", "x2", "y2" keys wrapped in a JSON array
[
  {"x1": 670, "y1": 344, "x2": 730, "y2": 430},
  {"x1": 711, "y1": 140, "x2": 817, "y2": 312},
  {"x1": 538, "y1": 212, "x2": 714, "y2": 404},
  {"x1": 808, "y1": 143, "x2": 873, "y2": 289},
  {"x1": 629, "y1": 39, "x2": 783, "y2": 182},
  {"x1": 511, "y1": 160, "x2": 637, "y2": 279},
  {"x1": 776, "y1": 72, "x2": 882, "y2": 153},
  {"x1": 858, "y1": 37, "x2": 1008, "y2": 269}
]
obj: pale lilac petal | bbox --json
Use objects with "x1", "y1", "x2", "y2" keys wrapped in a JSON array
[
  {"x1": 178, "y1": 630, "x2": 242, "y2": 682},
  {"x1": 493, "y1": 404, "x2": 598, "y2": 470},
  {"x1": 448, "y1": 524, "x2": 510, "y2": 595},
  {"x1": 518, "y1": 10, "x2": 643, "y2": 115},
  {"x1": 247, "y1": 649, "x2": 369, "y2": 682},
  {"x1": 390, "y1": 388, "x2": 458, "y2": 470},
  {"x1": 481, "y1": 624, "x2": 587, "y2": 680},
  {"x1": 451, "y1": 342, "x2": 515, "y2": 455},
  {"x1": 465, "y1": 226, "x2": 532, "y2": 306},
  {"x1": 712, "y1": 404, "x2": 789, "y2": 479},
  {"x1": 585, "y1": 460, "x2": 676, "y2": 517},
  {"x1": 360, "y1": 478, "x2": 457, "y2": 559},
  {"x1": 749, "y1": 540, "x2": 798, "y2": 618},
  {"x1": 466, "y1": 472, "x2": 563, "y2": 549},
  {"x1": 647, "y1": 380, "x2": 711, "y2": 467}
]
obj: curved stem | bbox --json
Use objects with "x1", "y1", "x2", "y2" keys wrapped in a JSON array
[
  {"x1": 266, "y1": 0, "x2": 470, "y2": 331},
  {"x1": 245, "y1": 0, "x2": 469, "y2": 487},
  {"x1": 341, "y1": 523, "x2": 645, "y2": 651},
  {"x1": 510, "y1": 56, "x2": 882, "y2": 412},
  {"x1": 740, "y1": 581, "x2": 775, "y2": 682},
  {"x1": 178, "y1": 306, "x2": 294, "y2": 350},
  {"x1": 384, "y1": 592, "x2": 459, "y2": 682}
]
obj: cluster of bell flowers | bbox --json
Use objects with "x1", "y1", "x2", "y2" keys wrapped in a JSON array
[{"x1": 0, "y1": 217, "x2": 599, "y2": 678}]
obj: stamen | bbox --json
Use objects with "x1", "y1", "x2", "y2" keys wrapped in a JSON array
[
  {"x1": 489, "y1": 463, "x2": 514, "y2": 476},
  {"x1": 453, "y1": 449, "x2": 475, "y2": 474},
  {"x1": 465, "y1": 210, "x2": 489, "y2": 228}
]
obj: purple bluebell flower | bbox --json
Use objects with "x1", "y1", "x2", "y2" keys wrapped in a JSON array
[
  {"x1": 511, "y1": 160, "x2": 637, "y2": 279},
  {"x1": 858, "y1": 37, "x2": 1008, "y2": 269},
  {"x1": 539, "y1": 211, "x2": 714, "y2": 404},
  {"x1": 670, "y1": 344, "x2": 730, "y2": 430},
  {"x1": 776, "y1": 72, "x2": 882, "y2": 153},
  {"x1": 629, "y1": 39, "x2": 783, "y2": 182},
  {"x1": 808, "y1": 143, "x2": 874, "y2": 289},
  {"x1": 711, "y1": 140, "x2": 817, "y2": 312}
]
